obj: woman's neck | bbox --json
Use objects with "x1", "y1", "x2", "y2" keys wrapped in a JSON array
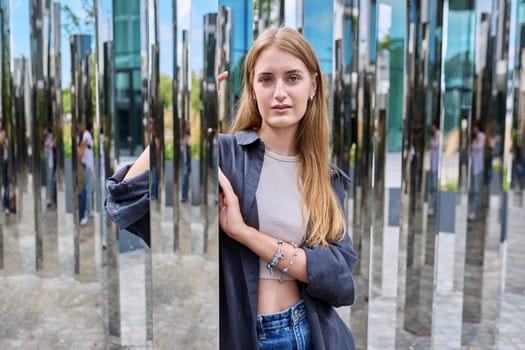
[{"x1": 258, "y1": 126, "x2": 298, "y2": 156}]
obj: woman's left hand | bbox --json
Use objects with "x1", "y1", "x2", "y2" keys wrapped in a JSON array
[{"x1": 218, "y1": 167, "x2": 247, "y2": 241}]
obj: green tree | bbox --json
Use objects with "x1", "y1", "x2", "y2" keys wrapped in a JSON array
[
  {"x1": 160, "y1": 74, "x2": 173, "y2": 108},
  {"x1": 62, "y1": 88, "x2": 71, "y2": 114},
  {"x1": 62, "y1": 0, "x2": 94, "y2": 35}
]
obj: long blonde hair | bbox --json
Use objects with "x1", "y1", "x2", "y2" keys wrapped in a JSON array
[{"x1": 230, "y1": 27, "x2": 345, "y2": 247}]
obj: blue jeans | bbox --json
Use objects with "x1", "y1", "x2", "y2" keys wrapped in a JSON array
[
  {"x1": 46, "y1": 166, "x2": 55, "y2": 204},
  {"x1": 2, "y1": 164, "x2": 8, "y2": 210},
  {"x1": 257, "y1": 300, "x2": 312, "y2": 350},
  {"x1": 78, "y1": 187, "x2": 86, "y2": 222},
  {"x1": 151, "y1": 165, "x2": 158, "y2": 200},
  {"x1": 85, "y1": 167, "x2": 93, "y2": 215},
  {"x1": 470, "y1": 172, "x2": 483, "y2": 216},
  {"x1": 181, "y1": 161, "x2": 191, "y2": 201}
]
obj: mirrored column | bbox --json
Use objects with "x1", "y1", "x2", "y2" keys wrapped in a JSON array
[
  {"x1": 30, "y1": 0, "x2": 60, "y2": 277},
  {"x1": 349, "y1": 1, "x2": 377, "y2": 348},
  {"x1": 70, "y1": 34, "x2": 96, "y2": 282},
  {"x1": 366, "y1": 2, "x2": 405, "y2": 349},
  {"x1": 0, "y1": 0, "x2": 20, "y2": 275},
  {"x1": 461, "y1": 0, "x2": 514, "y2": 347}
]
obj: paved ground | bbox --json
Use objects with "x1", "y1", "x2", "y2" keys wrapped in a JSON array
[{"x1": 0, "y1": 182, "x2": 524, "y2": 349}]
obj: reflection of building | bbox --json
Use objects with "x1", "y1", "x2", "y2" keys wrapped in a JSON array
[
  {"x1": 113, "y1": 0, "x2": 142, "y2": 157},
  {"x1": 219, "y1": 0, "x2": 253, "y2": 120},
  {"x1": 218, "y1": 6, "x2": 232, "y2": 126}
]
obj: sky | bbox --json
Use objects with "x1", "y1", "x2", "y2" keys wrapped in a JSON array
[
  {"x1": 9, "y1": 0, "x2": 515, "y2": 88},
  {"x1": 11, "y1": 0, "x2": 111, "y2": 88},
  {"x1": 11, "y1": 0, "x2": 215, "y2": 88}
]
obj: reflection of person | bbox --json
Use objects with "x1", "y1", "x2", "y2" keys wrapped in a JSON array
[
  {"x1": 181, "y1": 122, "x2": 191, "y2": 202},
  {"x1": 77, "y1": 124, "x2": 88, "y2": 225},
  {"x1": 149, "y1": 118, "x2": 160, "y2": 200},
  {"x1": 485, "y1": 120, "x2": 495, "y2": 186},
  {"x1": 218, "y1": 27, "x2": 357, "y2": 349},
  {"x1": 469, "y1": 121, "x2": 485, "y2": 221},
  {"x1": 100, "y1": 127, "x2": 107, "y2": 248},
  {"x1": 0, "y1": 120, "x2": 9, "y2": 213},
  {"x1": 45, "y1": 126, "x2": 56, "y2": 207},
  {"x1": 83, "y1": 123, "x2": 95, "y2": 219},
  {"x1": 428, "y1": 121, "x2": 440, "y2": 216}
]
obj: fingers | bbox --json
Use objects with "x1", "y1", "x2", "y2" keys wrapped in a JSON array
[
  {"x1": 218, "y1": 71, "x2": 228, "y2": 84},
  {"x1": 218, "y1": 167, "x2": 237, "y2": 203},
  {"x1": 218, "y1": 71, "x2": 228, "y2": 98},
  {"x1": 218, "y1": 167, "x2": 232, "y2": 192}
]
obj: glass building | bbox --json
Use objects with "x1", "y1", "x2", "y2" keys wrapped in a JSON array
[{"x1": 114, "y1": 0, "x2": 142, "y2": 157}]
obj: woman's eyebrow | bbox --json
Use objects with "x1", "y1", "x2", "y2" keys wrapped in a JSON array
[{"x1": 256, "y1": 69, "x2": 304, "y2": 75}]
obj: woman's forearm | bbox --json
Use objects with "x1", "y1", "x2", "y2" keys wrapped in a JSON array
[
  {"x1": 124, "y1": 145, "x2": 150, "y2": 180},
  {"x1": 236, "y1": 226, "x2": 309, "y2": 284}
]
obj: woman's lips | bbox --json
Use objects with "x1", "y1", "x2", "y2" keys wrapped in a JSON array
[{"x1": 271, "y1": 104, "x2": 291, "y2": 111}]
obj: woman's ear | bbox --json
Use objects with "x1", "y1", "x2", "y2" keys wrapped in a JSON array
[{"x1": 311, "y1": 73, "x2": 318, "y2": 97}]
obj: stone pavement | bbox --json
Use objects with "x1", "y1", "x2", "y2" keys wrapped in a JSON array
[{"x1": 0, "y1": 185, "x2": 524, "y2": 349}]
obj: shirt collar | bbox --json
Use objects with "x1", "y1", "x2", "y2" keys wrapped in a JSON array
[
  {"x1": 235, "y1": 130, "x2": 261, "y2": 146},
  {"x1": 234, "y1": 129, "x2": 351, "y2": 182}
]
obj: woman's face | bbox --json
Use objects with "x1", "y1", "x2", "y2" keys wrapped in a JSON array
[{"x1": 252, "y1": 46, "x2": 316, "y2": 132}]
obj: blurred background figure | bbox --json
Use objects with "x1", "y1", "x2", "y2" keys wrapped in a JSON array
[
  {"x1": 149, "y1": 118, "x2": 160, "y2": 200},
  {"x1": 428, "y1": 120, "x2": 440, "y2": 216},
  {"x1": 0, "y1": 119, "x2": 8, "y2": 214},
  {"x1": 76, "y1": 122, "x2": 91, "y2": 225},
  {"x1": 45, "y1": 126, "x2": 56, "y2": 208},
  {"x1": 469, "y1": 121, "x2": 486, "y2": 221},
  {"x1": 181, "y1": 121, "x2": 191, "y2": 203}
]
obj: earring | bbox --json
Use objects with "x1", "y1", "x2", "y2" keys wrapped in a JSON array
[{"x1": 309, "y1": 95, "x2": 314, "y2": 101}]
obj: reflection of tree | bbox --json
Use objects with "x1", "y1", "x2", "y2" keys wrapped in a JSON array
[
  {"x1": 160, "y1": 74, "x2": 173, "y2": 108},
  {"x1": 62, "y1": 88, "x2": 71, "y2": 113},
  {"x1": 379, "y1": 34, "x2": 390, "y2": 50},
  {"x1": 62, "y1": 0, "x2": 94, "y2": 35},
  {"x1": 190, "y1": 71, "x2": 201, "y2": 158},
  {"x1": 254, "y1": 0, "x2": 281, "y2": 30}
]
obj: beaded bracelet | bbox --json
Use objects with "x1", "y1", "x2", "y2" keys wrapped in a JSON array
[
  {"x1": 280, "y1": 242, "x2": 299, "y2": 283},
  {"x1": 267, "y1": 239, "x2": 285, "y2": 275}
]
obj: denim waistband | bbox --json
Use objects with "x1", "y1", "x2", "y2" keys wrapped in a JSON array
[{"x1": 257, "y1": 300, "x2": 307, "y2": 330}]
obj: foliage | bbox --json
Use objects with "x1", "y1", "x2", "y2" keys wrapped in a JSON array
[
  {"x1": 379, "y1": 34, "x2": 390, "y2": 50},
  {"x1": 164, "y1": 141, "x2": 174, "y2": 160},
  {"x1": 191, "y1": 72, "x2": 201, "y2": 113},
  {"x1": 63, "y1": 122, "x2": 72, "y2": 157},
  {"x1": 160, "y1": 74, "x2": 173, "y2": 108},
  {"x1": 62, "y1": 0, "x2": 95, "y2": 35}
]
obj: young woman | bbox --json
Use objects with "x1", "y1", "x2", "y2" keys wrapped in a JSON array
[
  {"x1": 105, "y1": 26, "x2": 357, "y2": 350},
  {"x1": 218, "y1": 27, "x2": 357, "y2": 349}
]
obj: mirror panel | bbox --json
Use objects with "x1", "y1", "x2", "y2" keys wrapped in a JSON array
[{"x1": 0, "y1": 1, "x2": 523, "y2": 349}]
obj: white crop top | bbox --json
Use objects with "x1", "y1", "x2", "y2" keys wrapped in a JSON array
[{"x1": 256, "y1": 150, "x2": 307, "y2": 281}]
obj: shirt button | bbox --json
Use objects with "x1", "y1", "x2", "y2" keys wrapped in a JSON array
[{"x1": 294, "y1": 309, "x2": 300, "y2": 319}]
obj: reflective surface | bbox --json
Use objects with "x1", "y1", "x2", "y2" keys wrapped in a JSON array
[{"x1": 0, "y1": 0, "x2": 524, "y2": 349}]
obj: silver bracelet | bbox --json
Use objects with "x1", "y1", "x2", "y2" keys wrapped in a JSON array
[
  {"x1": 280, "y1": 242, "x2": 299, "y2": 283},
  {"x1": 267, "y1": 239, "x2": 285, "y2": 275}
]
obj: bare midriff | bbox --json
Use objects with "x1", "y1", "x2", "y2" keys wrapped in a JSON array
[{"x1": 258, "y1": 278, "x2": 301, "y2": 314}]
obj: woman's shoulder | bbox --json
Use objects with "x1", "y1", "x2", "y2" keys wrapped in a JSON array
[
  {"x1": 219, "y1": 130, "x2": 260, "y2": 146},
  {"x1": 329, "y1": 164, "x2": 351, "y2": 183}
]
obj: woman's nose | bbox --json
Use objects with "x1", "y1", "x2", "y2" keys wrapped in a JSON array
[{"x1": 274, "y1": 80, "x2": 287, "y2": 100}]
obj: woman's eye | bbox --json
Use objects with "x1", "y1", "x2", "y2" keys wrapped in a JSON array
[
  {"x1": 287, "y1": 75, "x2": 299, "y2": 83},
  {"x1": 260, "y1": 77, "x2": 273, "y2": 84}
]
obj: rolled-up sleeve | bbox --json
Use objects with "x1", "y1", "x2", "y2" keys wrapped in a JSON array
[
  {"x1": 304, "y1": 234, "x2": 358, "y2": 307},
  {"x1": 105, "y1": 164, "x2": 150, "y2": 245},
  {"x1": 303, "y1": 169, "x2": 358, "y2": 307}
]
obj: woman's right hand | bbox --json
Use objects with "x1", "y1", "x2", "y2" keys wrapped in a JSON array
[
  {"x1": 218, "y1": 167, "x2": 248, "y2": 241},
  {"x1": 218, "y1": 71, "x2": 228, "y2": 98}
]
